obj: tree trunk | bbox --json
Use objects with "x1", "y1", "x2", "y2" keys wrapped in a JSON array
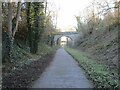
[
  {"x1": 45, "y1": 0, "x2": 47, "y2": 14},
  {"x1": 118, "y1": 1, "x2": 120, "y2": 29},
  {"x1": 0, "y1": 2, "x2": 2, "y2": 64},
  {"x1": 26, "y1": 2, "x2": 32, "y2": 53},
  {"x1": 7, "y1": 2, "x2": 13, "y2": 62},
  {"x1": 12, "y1": 2, "x2": 21, "y2": 37},
  {"x1": 33, "y1": 3, "x2": 39, "y2": 53},
  {"x1": 4, "y1": 2, "x2": 21, "y2": 62}
]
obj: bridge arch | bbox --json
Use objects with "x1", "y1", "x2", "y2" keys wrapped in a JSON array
[
  {"x1": 53, "y1": 31, "x2": 79, "y2": 46},
  {"x1": 54, "y1": 32, "x2": 78, "y2": 46},
  {"x1": 55, "y1": 35, "x2": 73, "y2": 45}
]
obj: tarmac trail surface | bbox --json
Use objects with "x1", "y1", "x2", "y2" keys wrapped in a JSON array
[{"x1": 31, "y1": 48, "x2": 92, "y2": 88}]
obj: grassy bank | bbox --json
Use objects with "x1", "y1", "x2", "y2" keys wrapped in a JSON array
[
  {"x1": 2, "y1": 43, "x2": 58, "y2": 81},
  {"x1": 65, "y1": 46, "x2": 119, "y2": 88},
  {"x1": 3, "y1": 42, "x2": 58, "y2": 76}
]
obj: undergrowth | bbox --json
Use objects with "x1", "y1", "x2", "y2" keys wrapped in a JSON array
[{"x1": 3, "y1": 42, "x2": 58, "y2": 72}]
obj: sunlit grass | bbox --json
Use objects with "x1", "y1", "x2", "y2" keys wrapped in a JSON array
[{"x1": 65, "y1": 46, "x2": 119, "y2": 88}]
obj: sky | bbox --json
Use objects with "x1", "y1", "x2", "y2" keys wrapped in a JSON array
[{"x1": 47, "y1": 0, "x2": 93, "y2": 31}]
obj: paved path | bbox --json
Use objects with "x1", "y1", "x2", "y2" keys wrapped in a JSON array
[{"x1": 31, "y1": 48, "x2": 93, "y2": 88}]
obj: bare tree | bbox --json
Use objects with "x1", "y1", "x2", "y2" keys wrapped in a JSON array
[
  {"x1": 5, "y1": 2, "x2": 21, "y2": 62},
  {"x1": 45, "y1": 0, "x2": 47, "y2": 14}
]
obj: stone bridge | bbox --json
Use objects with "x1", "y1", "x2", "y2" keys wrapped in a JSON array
[{"x1": 53, "y1": 31, "x2": 79, "y2": 46}]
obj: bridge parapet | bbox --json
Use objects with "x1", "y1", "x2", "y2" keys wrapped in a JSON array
[{"x1": 54, "y1": 31, "x2": 78, "y2": 35}]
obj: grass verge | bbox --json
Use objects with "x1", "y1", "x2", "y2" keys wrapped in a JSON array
[{"x1": 65, "y1": 46, "x2": 119, "y2": 88}]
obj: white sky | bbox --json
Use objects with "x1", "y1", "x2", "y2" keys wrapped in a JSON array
[
  {"x1": 47, "y1": 0, "x2": 93, "y2": 30},
  {"x1": 47, "y1": 0, "x2": 116, "y2": 32}
]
